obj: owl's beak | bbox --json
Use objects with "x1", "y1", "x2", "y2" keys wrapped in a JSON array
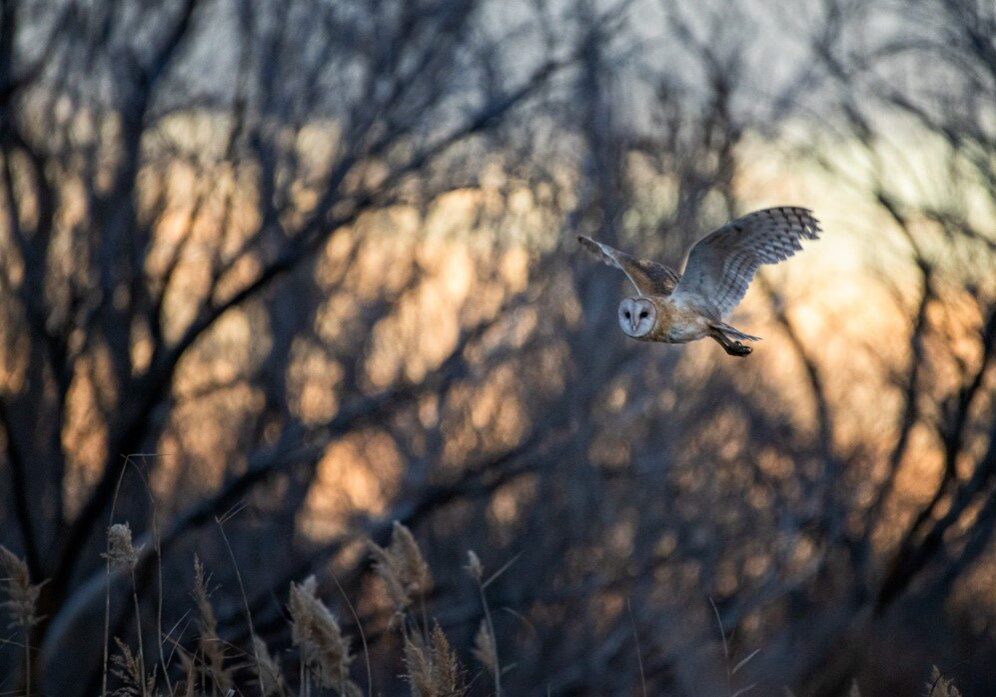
[{"x1": 630, "y1": 315, "x2": 640, "y2": 333}]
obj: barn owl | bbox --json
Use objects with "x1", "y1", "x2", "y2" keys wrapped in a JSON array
[{"x1": 578, "y1": 207, "x2": 821, "y2": 357}]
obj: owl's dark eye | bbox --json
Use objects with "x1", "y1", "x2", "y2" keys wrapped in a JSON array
[
  {"x1": 639, "y1": 310, "x2": 649, "y2": 319},
  {"x1": 623, "y1": 311, "x2": 631, "y2": 319}
]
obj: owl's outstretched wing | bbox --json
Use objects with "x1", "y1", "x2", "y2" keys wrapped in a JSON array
[
  {"x1": 577, "y1": 236, "x2": 680, "y2": 296},
  {"x1": 671, "y1": 207, "x2": 821, "y2": 318}
]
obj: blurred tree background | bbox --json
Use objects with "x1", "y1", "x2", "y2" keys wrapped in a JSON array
[{"x1": 0, "y1": 0, "x2": 993, "y2": 694}]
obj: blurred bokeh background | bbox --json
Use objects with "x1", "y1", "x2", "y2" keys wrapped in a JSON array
[{"x1": 0, "y1": 0, "x2": 993, "y2": 694}]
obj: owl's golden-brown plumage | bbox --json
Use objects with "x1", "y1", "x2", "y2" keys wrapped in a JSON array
[{"x1": 578, "y1": 206, "x2": 822, "y2": 357}]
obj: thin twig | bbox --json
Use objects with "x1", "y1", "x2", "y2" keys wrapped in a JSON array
[
  {"x1": 709, "y1": 596, "x2": 731, "y2": 697},
  {"x1": 475, "y1": 570, "x2": 501, "y2": 696},
  {"x1": 102, "y1": 457, "x2": 134, "y2": 697},
  {"x1": 214, "y1": 516, "x2": 265, "y2": 697},
  {"x1": 124, "y1": 456, "x2": 173, "y2": 695},
  {"x1": 627, "y1": 598, "x2": 647, "y2": 697},
  {"x1": 327, "y1": 569, "x2": 373, "y2": 697},
  {"x1": 130, "y1": 567, "x2": 149, "y2": 697}
]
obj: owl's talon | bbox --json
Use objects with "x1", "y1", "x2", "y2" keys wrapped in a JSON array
[{"x1": 727, "y1": 342, "x2": 752, "y2": 357}]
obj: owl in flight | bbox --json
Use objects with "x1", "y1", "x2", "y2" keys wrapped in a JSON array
[{"x1": 578, "y1": 207, "x2": 821, "y2": 357}]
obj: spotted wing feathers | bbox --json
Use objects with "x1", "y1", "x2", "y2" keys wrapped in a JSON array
[
  {"x1": 672, "y1": 207, "x2": 821, "y2": 318},
  {"x1": 577, "y1": 235, "x2": 681, "y2": 296}
]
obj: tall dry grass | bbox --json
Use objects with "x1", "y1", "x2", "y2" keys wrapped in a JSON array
[{"x1": 0, "y1": 531, "x2": 970, "y2": 696}]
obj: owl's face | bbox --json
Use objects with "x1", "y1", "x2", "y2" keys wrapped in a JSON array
[{"x1": 618, "y1": 297, "x2": 656, "y2": 338}]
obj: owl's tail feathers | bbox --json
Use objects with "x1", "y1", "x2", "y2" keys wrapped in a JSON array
[{"x1": 712, "y1": 322, "x2": 761, "y2": 342}]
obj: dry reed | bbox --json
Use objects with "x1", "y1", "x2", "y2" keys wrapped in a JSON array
[
  {"x1": 252, "y1": 634, "x2": 287, "y2": 697},
  {"x1": 466, "y1": 549, "x2": 501, "y2": 697},
  {"x1": 110, "y1": 637, "x2": 156, "y2": 697},
  {"x1": 104, "y1": 523, "x2": 149, "y2": 697},
  {"x1": 402, "y1": 623, "x2": 467, "y2": 697},
  {"x1": 104, "y1": 524, "x2": 141, "y2": 569},
  {"x1": 369, "y1": 521, "x2": 433, "y2": 618},
  {"x1": 63, "y1": 519, "x2": 970, "y2": 697},
  {"x1": 471, "y1": 619, "x2": 497, "y2": 676},
  {"x1": 192, "y1": 554, "x2": 233, "y2": 692},
  {"x1": 368, "y1": 523, "x2": 472, "y2": 697},
  {"x1": 288, "y1": 575, "x2": 360, "y2": 696},
  {"x1": 1, "y1": 545, "x2": 44, "y2": 697},
  {"x1": 927, "y1": 666, "x2": 962, "y2": 697},
  {"x1": 0, "y1": 545, "x2": 42, "y2": 629}
]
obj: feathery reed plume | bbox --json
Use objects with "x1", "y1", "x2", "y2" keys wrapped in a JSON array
[
  {"x1": 177, "y1": 649, "x2": 197, "y2": 697},
  {"x1": 472, "y1": 619, "x2": 497, "y2": 676},
  {"x1": 103, "y1": 523, "x2": 141, "y2": 569},
  {"x1": 288, "y1": 575, "x2": 361, "y2": 696},
  {"x1": 369, "y1": 522, "x2": 433, "y2": 615},
  {"x1": 464, "y1": 551, "x2": 483, "y2": 582},
  {"x1": 393, "y1": 523, "x2": 433, "y2": 595},
  {"x1": 1, "y1": 545, "x2": 44, "y2": 697},
  {"x1": 926, "y1": 666, "x2": 961, "y2": 697},
  {"x1": 252, "y1": 634, "x2": 286, "y2": 697},
  {"x1": 0, "y1": 545, "x2": 42, "y2": 629},
  {"x1": 466, "y1": 549, "x2": 501, "y2": 696},
  {"x1": 103, "y1": 522, "x2": 149, "y2": 696},
  {"x1": 192, "y1": 555, "x2": 233, "y2": 691},
  {"x1": 403, "y1": 622, "x2": 467, "y2": 697},
  {"x1": 110, "y1": 637, "x2": 156, "y2": 697}
]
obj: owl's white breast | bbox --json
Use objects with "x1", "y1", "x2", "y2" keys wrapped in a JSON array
[{"x1": 656, "y1": 297, "x2": 711, "y2": 343}]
